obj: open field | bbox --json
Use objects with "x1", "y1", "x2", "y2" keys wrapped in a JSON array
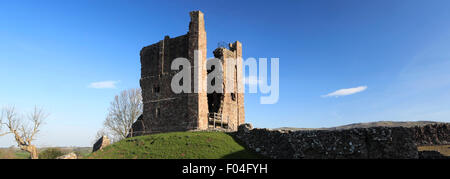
[{"x1": 0, "y1": 147, "x2": 91, "y2": 159}]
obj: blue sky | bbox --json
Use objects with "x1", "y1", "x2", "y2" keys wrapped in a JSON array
[{"x1": 1, "y1": 0, "x2": 450, "y2": 147}]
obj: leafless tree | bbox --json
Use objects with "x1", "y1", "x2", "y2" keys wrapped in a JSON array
[
  {"x1": 0, "y1": 113, "x2": 10, "y2": 138},
  {"x1": 102, "y1": 88, "x2": 142, "y2": 141},
  {"x1": 0, "y1": 106, "x2": 48, "y2": 159}
]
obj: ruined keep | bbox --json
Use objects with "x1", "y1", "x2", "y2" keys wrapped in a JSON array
[{"x1": 130, "y1": 11, "x2": 245, "y2": 136}]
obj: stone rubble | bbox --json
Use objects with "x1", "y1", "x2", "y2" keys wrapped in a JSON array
[
  {"x1": 92, "y1": 135, "x2": 111, "y2": 152},
  {"x1": 56, "y1": 152, "x2": 77, "y2": 159}
]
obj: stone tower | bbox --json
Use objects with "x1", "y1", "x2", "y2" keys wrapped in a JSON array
[
  {"x1": 130, "y1": 11, "x2": 244, "y2": 136},
  {"x1": 209, "y1": 42, "x2": 245, "y2": 130}
]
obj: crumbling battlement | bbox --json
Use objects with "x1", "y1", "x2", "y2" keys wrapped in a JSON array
[{"x1": 234, "y1": 123, "x2": 449, "y2": 159}]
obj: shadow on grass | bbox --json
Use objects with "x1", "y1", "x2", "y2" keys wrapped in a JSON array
[{"x1": 222, "y1": 133, "x2": 268, "y2": 159}]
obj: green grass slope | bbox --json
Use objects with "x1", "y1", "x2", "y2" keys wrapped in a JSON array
[{"x1": 87, "y1": 131, "x2": 261, "y2": 159}]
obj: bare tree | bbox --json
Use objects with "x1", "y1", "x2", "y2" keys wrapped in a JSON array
[
  {"x1": 0, "y1": 109, "x2": 11, "y2": 138},
  {"x1": 103, "y1": 88, "x2": 142, "y2": 141},
  {"x1": 0, "y1": 106, "x2": 48, "y2": 159}
]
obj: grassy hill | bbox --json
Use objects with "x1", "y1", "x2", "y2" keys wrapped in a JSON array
[{"x1": 87, "y1": 131, "x2": 261, "y2": 159}]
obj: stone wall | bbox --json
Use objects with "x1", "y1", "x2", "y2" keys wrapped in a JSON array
[
  {"x1": 139, "y1": 35, "x2": 192, "y2": 134},
  {"x1": 413, "y1": 123, "x2": 449, "y2": 145},
  {"x1": 187, "y1": 11, "x2": 209, "y2": 131},
  {"x1": 92, "y1": 136, "x2": 111, "y2": 152},
  {"x1": 136, "y1": 11, "x2": 208, "y2": 134},
  {"x1": 234, "y1": 123, "x2": 449, "y2": 159}
]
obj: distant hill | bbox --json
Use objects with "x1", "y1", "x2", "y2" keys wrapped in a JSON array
[
  {"x1": 87, "y1": 131, "x2": 261, "y2": 159},
  {"x1": 274, "y1": 121, "x2": 446, "y2": 131}
]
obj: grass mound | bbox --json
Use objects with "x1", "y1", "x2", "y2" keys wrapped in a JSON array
[{"x1": 87, "y1": 131, "x2": 261, "y2": 159}]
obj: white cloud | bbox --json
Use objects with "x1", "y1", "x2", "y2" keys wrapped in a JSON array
[
  {"x1": 322, "y1": 86, "x2": 367, "y2": 98},
  {"x1": 88, "y1": 80, "x2": 119, "y2": 89}
]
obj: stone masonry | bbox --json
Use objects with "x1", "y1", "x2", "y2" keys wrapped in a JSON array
[
  {"x1": 208, "y1": 42, "x2": 245, "y2": 130},
  {"x1": 92, "y1": 136, "x2": 111, "y2": 152},
  {"x1": 234, "y1": 123, "x2": 449, "y2": 159},
  {"x1": 130, "y1": 11, "x2": 244, "y2": 135}
]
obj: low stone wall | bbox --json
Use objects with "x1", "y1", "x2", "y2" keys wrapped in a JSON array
[
  {"x1": 413, "y1": 123, "x2": 449, "y2": 146},
  {"x1": 233, "y1": 123, "x2": 449, "y2": 159}
]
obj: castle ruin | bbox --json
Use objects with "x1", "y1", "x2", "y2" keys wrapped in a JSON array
[{"x1": 130, "y1": 11, "x2": 245, "y2": 135}]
